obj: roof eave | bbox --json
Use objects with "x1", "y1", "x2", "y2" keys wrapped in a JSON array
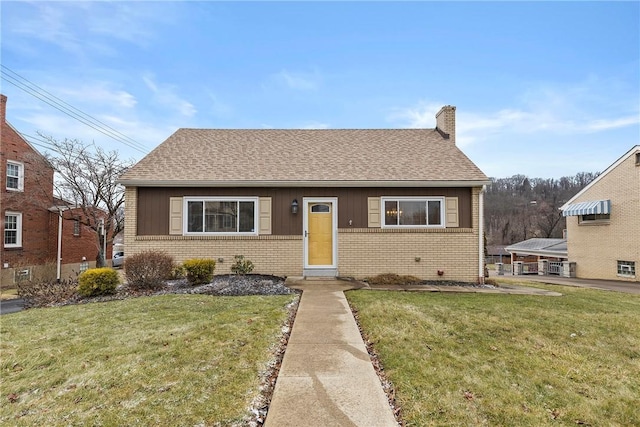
[
  {"x1": 560, "y1": 145, "x2": 640, "y2": 209},
  {"x1": 118, "y1": 179, "x2": 491, "y2": 188}
]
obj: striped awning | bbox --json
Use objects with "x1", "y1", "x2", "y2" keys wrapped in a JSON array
[{"x1": 562, "y1": 199, "x2": 611, "y2": 217}]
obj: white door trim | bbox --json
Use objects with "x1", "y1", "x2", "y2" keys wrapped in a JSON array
[{"x1": 303, "y1": 197, "x2": 338, "y2": 270}]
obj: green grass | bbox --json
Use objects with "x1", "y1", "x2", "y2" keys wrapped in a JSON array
[
  {"x1": 346, "y1": 282, "x2": 640, "y2": 426},
  {"x1": 1, "y1": 294, "x2": 297, "y2": 426}
]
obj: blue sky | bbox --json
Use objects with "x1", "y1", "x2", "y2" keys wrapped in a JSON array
[{"x1": 1, "y1": 1, "x2": 638, "y2": 178}]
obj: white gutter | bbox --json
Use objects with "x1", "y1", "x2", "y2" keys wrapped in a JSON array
[
  {"x1": 117, "y1": 179, "x2": 492, "y2": 188},
  {"x1": 479, "y1": 185, "x2": 486, "y2": 283}
]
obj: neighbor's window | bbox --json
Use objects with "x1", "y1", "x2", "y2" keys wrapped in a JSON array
[
  {"x1": 6, "y1": 161, "x2": 24, "y2": 191},
  {"x1": 4, "y1": 212, "x2": 22, "y2": 247},
  {"x1": 617, "y1": 261, "x2": 635, "y2": 277},
  {"x1": 579, "y1": 213, "x2": 610, "y2": 223},
  {"x1": 185, "y1": 198, "x2": 257, "y2": 234},
  {"x1": 73, "y1": 219, "x2": 81, "y2": 236},
  {"x1": 382, "y1": 198, "x2": 444, "y2": 228}
]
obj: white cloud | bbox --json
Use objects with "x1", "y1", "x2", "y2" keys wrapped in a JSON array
[
  {"x1": 389, "y1": 79, "x2": 639, "y2": 148},
  {"x1": 272, "y1": 69, "x2": 321, "y2": 91},
  {"x1": 142, "y1": 74, "x2": 197, "y2": 117},
  {"x1": 3, "y1": 2, "x2": 178, "y2": 57},
  {"x1": 206, "y1": 92, "x2": 233, "y2": 118},
  {"x1": 54, "y1": 84, "x2": 137, "y2": 109},
  {"x1": 299, "y1": 122, "x2": 330, "y2": 129}
]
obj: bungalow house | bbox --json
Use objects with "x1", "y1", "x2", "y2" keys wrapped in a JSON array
[
  {"x1": 119, "y1": 106, "x2": 490, "y2": 282},
  {"x1": 560, "y1": 145, "x2": 639, "y2": 282},
  {"x1": 1, "y1": 94, "x2": 111, "y2": 285}
]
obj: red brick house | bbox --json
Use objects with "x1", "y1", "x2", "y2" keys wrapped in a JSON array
[{"x1": 1, "y1": 94, "x2": 111, "y2": 285}]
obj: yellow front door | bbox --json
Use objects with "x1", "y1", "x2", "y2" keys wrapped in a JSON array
[{"x1": 308, "y1": 203, "x2": 333, "y2": 266}]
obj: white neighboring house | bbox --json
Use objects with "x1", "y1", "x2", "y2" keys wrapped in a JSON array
[{"x1": 560, "y1": 145, "x2": 640, "y2": 282}]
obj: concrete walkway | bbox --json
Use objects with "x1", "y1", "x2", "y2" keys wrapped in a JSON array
[{"x1": 265, "y1": 279, "x2": 398, "y2": 427}]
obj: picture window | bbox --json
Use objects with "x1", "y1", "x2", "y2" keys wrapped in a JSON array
[
  {"x1": 382, "y1": 197, "x2": 444, "y2": 228},
  {"x1": 184, "y1": 197, "x2": 257, "y2": 235}
]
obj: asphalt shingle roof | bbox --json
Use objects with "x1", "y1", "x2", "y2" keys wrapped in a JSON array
[{"x1": 119, "y1": 128, "x2": 489, "y2": 186}]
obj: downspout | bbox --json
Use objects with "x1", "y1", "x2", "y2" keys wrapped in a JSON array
[
  {"x1": 478, "y1": 185, "x2": 486, "y2": 284},
  {"x1": 56, "y1": 209, "x2": 63, "y2": 283}
]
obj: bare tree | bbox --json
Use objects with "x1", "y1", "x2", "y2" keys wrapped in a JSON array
[
  {"x1": 485, "y1": 172, "x2": 598, "y2": 245},
  {"x1": 39, "y1": 135, "x2": 133, "y2": 267}
]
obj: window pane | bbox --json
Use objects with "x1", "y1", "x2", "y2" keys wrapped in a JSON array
[
  {"x1": 385, "y1": 201, "x2": 398, "y2": 225},
  {"x1": 428, "y1": 200, "x2": 442, "y2": 225},
  {"x1": 4, "y1": 215, "x2": 17, "y2": 245},
  {"x1": 7, "y1": 164, "x2": 19, "y2": 177},
  {"x1": 239, "y1": 201, "x2": 255, "y2": 232},
  {"x1": 311, "y1": 204, "x2": 330, "y2": 213},
  {"x1": 187, "y1": 201, "x2": 203, "y2": 232},
  {"x1": 6, "y1": 164, "x2": 19, "y2": 189},
  {"x1": 205, "y1": 201, "x2": 237, "y2": 232},
  {"x1": 399, "y1": 201, "x2": 426, "y2": 225}
]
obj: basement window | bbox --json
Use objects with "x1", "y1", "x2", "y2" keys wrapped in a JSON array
[{"x1": 617, "y1": 261, "x2": 635, "y2": 277}]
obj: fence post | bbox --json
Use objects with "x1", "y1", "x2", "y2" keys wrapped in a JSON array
[
  {"x1": 538, "y1": 259, "x2": 548, "y2": 276},
  {"x1": 513, "y1": 261, "x2": 523, "y2": 276}
]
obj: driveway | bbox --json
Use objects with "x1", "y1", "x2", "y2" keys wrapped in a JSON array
[
  {"x1": 0, "y1": 298, "x2": 25, "y2": 315},
  {"x1": 491, "y1": 271, "x2": 640, "y2": 295}
]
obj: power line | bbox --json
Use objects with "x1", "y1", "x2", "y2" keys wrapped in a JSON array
[
  {"x1": 20, "y1": 132, "x2": 119, "y2": 165},
  {"x1": 1, "y1": 65, "x2": 149, "y2": 154}
]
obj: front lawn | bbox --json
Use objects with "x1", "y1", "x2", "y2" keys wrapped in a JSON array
[
  {"x1": 1, "y1": 294, "x2": 297, "y2": 426},
  {"x1": 347, "y1": 282, "x2": 640, "y2": 426}
]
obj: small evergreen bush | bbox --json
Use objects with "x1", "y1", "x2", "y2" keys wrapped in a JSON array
[
  {"x1": 77, "y1": 268, "x2": 120, "y2": 297},
  {"x1": 182, "y1": 258, "x2": 216, "y2": 285},
  {"x1": 170, "y1": 265, "x2": 185, "y2": 280},
  {"x1": 124, "y1": 250, "x2": 175, "y2": 290},
  {"x1": 231, "y1": 255, "x2": 254, "y2": 275}
]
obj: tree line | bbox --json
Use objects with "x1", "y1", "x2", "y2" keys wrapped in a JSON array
[{"x1": 485, "y1": 172, "x2": 599, "y2": 246}]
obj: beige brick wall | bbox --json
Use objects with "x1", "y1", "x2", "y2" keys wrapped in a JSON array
[
  {"x1": 566, "y1": 153, "x2": 639, "y2": 281},
  {"x1": 124, "y1": 186, "x2": 482, "y2": 282},
  {"x1": 338, "y1": 228, "x2": 478, "y2": 281},
  {"x1": 130, "y1": 235, "x2": 304, "y2": 276}
]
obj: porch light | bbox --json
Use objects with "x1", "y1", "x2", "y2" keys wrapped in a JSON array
[{"x1": 291, "y1": 199, "x2": 299, "y2": 214}]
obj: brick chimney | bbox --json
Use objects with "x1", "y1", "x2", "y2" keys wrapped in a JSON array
[
  {"x1": 436, "y1": 105, "x2": 456, "y2": 144},
  {"x1": 0, "y1": 94, "x2": 7, "y2": 124}
]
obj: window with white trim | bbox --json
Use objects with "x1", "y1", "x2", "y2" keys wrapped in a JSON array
[
  {"x1": 6, "y1": 161, "x2": 24, "y2": 191},
  {"x1": 617, "y1": 261, "x2": 635, "y2": 277},
  {"x1": 4, "y1": 212, "x2": 22, "y2": 247},
  {"x1": 382, "y1": 197, "x2": 445, "y2": 228},
  {"x1": 184, "y1": 197, "x2": 258, "y2": 235}
]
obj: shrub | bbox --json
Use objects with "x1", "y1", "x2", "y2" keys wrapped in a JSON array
[
  {"x1": 17, "y1": 279, "x2": 79, "y2": 308},
  {"x1": 125, "y1": 250, "x2": 175, "y2": 290},
  {"x1": 231, "y1": 255, "x2": 254, "y2": 275},
  {"x1": 170, "y1": 265, "x2": 185, "y2": 280},
  {"x1": 182, "y1": 258, "x2": 216, "y2": 285},
  {"x1": 365, "y1": 273, "x2": 423, "y2": 286},
  {"x1": 77, "y1": 268, "x2": 120, "y2": 297}
]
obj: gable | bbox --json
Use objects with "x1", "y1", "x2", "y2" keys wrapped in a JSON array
[{"x1": 561, "y1": 145, "x2": 640, "y2": 206}]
